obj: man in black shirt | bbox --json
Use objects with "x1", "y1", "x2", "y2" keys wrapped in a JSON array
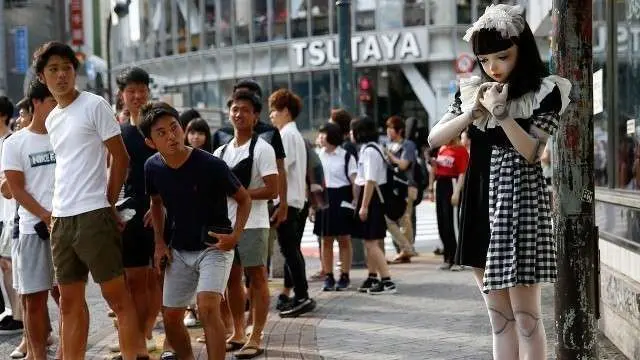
[
  {"x1": 141, "y1": 102, "x2": 251, "y2": 360},
  {"x1": 115, "y1": 67, "x2": 161, "y2": 352}
]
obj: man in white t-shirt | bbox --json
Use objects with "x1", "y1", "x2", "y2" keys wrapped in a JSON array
[
  {"x1": 1, "y1": 80, "x2": 58, "y2": 360},
  {"x1": 33, "y1": 41, "x2": 147, "y2": 359},
  {"x1": 213, "y1": 90, "x2": 278, "y2": 357},
  {"x1": 268, "y1": 89, "x2": 315, "y2": 318}
]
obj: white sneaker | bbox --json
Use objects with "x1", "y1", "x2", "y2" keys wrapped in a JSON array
[
  {"x1": 450, "y1": 265, "x2": 463, "y2": 272},
  {"x1": 108, "y1": 342, "x2": 120, "y2": 353},
  {"x1": 183, "y1": 310, "x2": 197, "y2": 327}
]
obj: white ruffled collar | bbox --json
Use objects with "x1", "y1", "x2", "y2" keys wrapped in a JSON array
[{"x1": 459, "y1": 75, "x2": 572, "y2": 131}]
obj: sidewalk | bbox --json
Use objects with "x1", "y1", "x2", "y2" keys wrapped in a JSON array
[{"x1": 88, "y1": 254, "x2": 627, "y2": 360}]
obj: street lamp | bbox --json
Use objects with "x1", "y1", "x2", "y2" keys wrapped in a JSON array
[{"x1": 106, "y1": 0, "x2": 131, "y2": 104}]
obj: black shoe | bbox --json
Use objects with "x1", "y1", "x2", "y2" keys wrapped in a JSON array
[
  {"x1": 0, "y1": 315, "x2": 13, "y2": 327},
  {"x1": 357, "y1": 277, "x2": 379, "y2": 293},
  {"x1": 433, "y1": 247, "x2": 444, "y2": 256},
  {"x1": 275, "y1": 294, "x2": 291, "y2": 311},
  {"x1": 322, "y1": 274, "x2": 335, "y2": 291},
  {"x1": 368, "y1": 280, "x2": 397, "y2": 295},
  {"x1": 335, "y1": 273, "x2": 350, "y2": 291},
  {"x1": 0, "y1": 319, "x2": 23, "y2": 335},
  {"x1": 279, "y1": 297, "x2": 316, "y2": 318}
]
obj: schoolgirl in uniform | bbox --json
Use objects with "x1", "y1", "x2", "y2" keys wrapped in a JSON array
[
  {"x1": 428, "y1": 4, "x2": 571, "y2": 359},
  {"x1": 351, "y1": 116, "x2": 397, "y2": 295},
  {"x1": 314, "y1": 122, "x2": 357, "y2": 291}
]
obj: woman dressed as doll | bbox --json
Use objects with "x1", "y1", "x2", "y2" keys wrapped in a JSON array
[{"x1": 428, "y1": 4, "x2": 571, "y2": 360}]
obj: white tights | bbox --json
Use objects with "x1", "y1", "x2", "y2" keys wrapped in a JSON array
[{"x1": 472, "y1": 268, "x2": 546, "y2": 360}]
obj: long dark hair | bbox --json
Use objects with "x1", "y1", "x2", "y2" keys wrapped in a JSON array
[
  {"x1": 350, "y1": 116, "x2": 378, "y2": 144},
  {"x1": 185, "y1": 118, "x2": 212, "y2": 153},
  {"x1": 471, "y1": 22, "x2": 548, "y2": 100}
]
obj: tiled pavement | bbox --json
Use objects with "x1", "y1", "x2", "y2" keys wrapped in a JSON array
[{"x1": 88, "y1": 254, "x2": 627, "y2": 360}]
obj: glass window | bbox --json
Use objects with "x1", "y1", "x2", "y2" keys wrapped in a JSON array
[
  {"x1": 457, "y1": 0, "x2": 471, "y2": 24},
  {"x1": 251, "y1": 76, "x2": 270, "y2": 121},
  {"x1": 273, "y1": 0, "x2": 288, "y2": 40},
  {"x1": 312, "y1": 71, "x2": 331, "y2": 128},
  {"x1": 204, "y1": 0, "x2": 216, "y2": 48},
  {"x1": 178, "y1": 85, "x2": 191, "y2": 107},
  {"x1": 404, "y1": 0, "x2": 426, "y2": 26},
  {"x1": 377, "y1": 0, "x2": 403, "y2": 30},
  {"x1": 593, "y1": 0, "x2": 608, "y2": 187},
  {"x1": 292, "y1": 72, "x2": 311, "y2": 130},
  {"x1": 331, "y1": 70, "x2": 340, "y2": 108},
  {"x1": 220, "y1": 79, "x2": 236, "y2": 124},
  {"x1": 291, "y1": 0, "x2": 308, "y2": 38},
  {"x1": 615, "y1": 1, "x2": 640, "y2": 190},
  {"x1": 356, "y1": 0, "x2": 376, "y2": 31},
  {"x1": 177, "y1": 5, "x2": 189, "y2": 53},
  {"x1": 596, "y1": 202, "x2": 640, "y2": 247},
  {"x1": 271, "y1": 74, "x2": 289, "y2": 94},
  {"x1": 253, "y1": 0, "x2": 268, "y2": 42},
  {"x1": 206, "y1": 81, "x2": 221, "y2": 109},
  {"x1": 311, "y1": 0, "x2": 329, "y2": 36},
  {"x1": 235, "y1": 0, "x2": 250, "y2": 44},
  {"x1": 191, "y1": 83, "x2": 206, "y2": 108},
  {"x1": 220, "y1": 0, "x2": 233, "y2": 47}
]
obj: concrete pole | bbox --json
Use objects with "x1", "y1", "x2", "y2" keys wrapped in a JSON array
[
  {"x1": 336, "y1": 0, "x2": 366, "y2": 267},
  {"x1": 336, "y1": 0, "x2": 355, "y2": 114},
  {"x1": 0, "y1": 0, "x2": 7, "y2": 97},
  {"x1": 551, "y1": 0, "x2": 599, "y2": 358}
]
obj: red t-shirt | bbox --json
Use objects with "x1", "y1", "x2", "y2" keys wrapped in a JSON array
[{"x1": 434, "y1": 145, "x2": 469, "y2": 178}]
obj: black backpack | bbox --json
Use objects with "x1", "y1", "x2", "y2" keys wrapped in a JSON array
[
  {"x1": 304, "y1": 139, "x2": 329, "y2": 210},
  {"x1": 364, "y1": 144, "x2": 407, "y2": 221},
  {"x1": 219, "y1": 135, "x2": 258, "y2": 189},
  {"x1": 412, "y1": 152, "x2": 428, "y2": 206}
]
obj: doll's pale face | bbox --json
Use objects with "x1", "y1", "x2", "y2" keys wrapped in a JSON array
[{"x1": 477, "y1": 45, "x2": 518, "y2": 83}]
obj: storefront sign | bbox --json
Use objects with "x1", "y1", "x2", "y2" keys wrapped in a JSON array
[
  {"x1": 593, "y1": 68, "x2": 603, "y2": 115},
  {"x1": 290, "y1": 31, "x2": 427, "y2": 69},
  {"x1": 594, "y1": 24, "x2": 640, "y2": 54},
  {"x1": 70, "y1": 0, "x2": 84, "y2": 46}
]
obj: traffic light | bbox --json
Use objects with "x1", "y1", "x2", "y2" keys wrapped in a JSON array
[{"x1": 359, "y1": 76, "x2": 372, "y2": 102}]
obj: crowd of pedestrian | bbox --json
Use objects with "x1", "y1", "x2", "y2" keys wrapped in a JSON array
[{"x1": 0, "y1": 5, "x2": 571, "y2": 360}]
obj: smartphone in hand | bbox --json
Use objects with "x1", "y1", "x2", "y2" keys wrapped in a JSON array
[{"x1": 33, "y1": 221, "x2": 50, "y2": 241}]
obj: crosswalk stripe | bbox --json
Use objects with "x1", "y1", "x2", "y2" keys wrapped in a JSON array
[{"x1": 301, "y1": 202, "x2": 442, "y2": 254}]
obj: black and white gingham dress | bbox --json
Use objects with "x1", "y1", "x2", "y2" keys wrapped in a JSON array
[
  {"x1": 447, "y1": 84, "x2": 562, "y2": 292},
  {"x1": 481, "y1": 87, "x2": 561, "y2": 292}
]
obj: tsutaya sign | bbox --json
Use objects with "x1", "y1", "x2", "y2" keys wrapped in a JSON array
[{"x1": 290, "y1": 30, "x2": 427, "y2": 69}]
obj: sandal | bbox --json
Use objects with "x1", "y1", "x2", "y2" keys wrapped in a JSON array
[
  {"x1": 225, "y1": 341, "x2": 245, "y2": 352},
  {"x1": 9, "y1": 349, "x2": 25, "y2": 359},
  {"x1": 160, "y1": 351, "x2": 178, "y2": 360},
  {"x1": 235, "y1": 345, "x2": 264, "y2": 359},
  {"x1": 110, "y1": 355, "x2": 150, "y2": 360}
]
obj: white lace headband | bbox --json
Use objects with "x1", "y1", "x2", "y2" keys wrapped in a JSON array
[{"x1": 463, "y1": 4, "x2": 526, "y2": 42}]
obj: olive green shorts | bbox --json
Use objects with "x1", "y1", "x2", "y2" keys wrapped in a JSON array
[{"x1": 51, "y1": 207, "x2": 124, "y2": 285}]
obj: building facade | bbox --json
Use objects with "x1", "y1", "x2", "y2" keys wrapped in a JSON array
[
  {"x1": 109, "y1": 0, "x2": 512, "y2": 129},
  {"x1": 1, "y1": 0, "x2": 66, "y2": 102}
]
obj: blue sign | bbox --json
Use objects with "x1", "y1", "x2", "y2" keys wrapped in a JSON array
[{"x1": 14, "y1": 26, "x2": 28, "y2": 75}]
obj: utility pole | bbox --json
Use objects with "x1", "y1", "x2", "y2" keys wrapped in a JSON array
[
  {"x1": 551, "y1": 1, "x2": 599, "y2": 359},
  {"x1": 336, "y1": 0, "x2": 365, "y2": 267},
  {"x1": 336, "y1": 0, "x2": 355, "y2": 114},
  {"x1": 106, "y1": 0, "x2": 131, "y2": 104},
  {"x1": 0, "y1": 0, "x2": 7, "y2": 97}
]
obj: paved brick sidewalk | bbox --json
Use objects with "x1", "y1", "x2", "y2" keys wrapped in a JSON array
[{"x1": 88, "y1": 255, "x2": 627, "y2": 360}]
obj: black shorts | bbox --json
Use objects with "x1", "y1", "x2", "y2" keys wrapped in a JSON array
[{"x1": 121, "y1": 213, "x2": 154, "y2": 268}]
